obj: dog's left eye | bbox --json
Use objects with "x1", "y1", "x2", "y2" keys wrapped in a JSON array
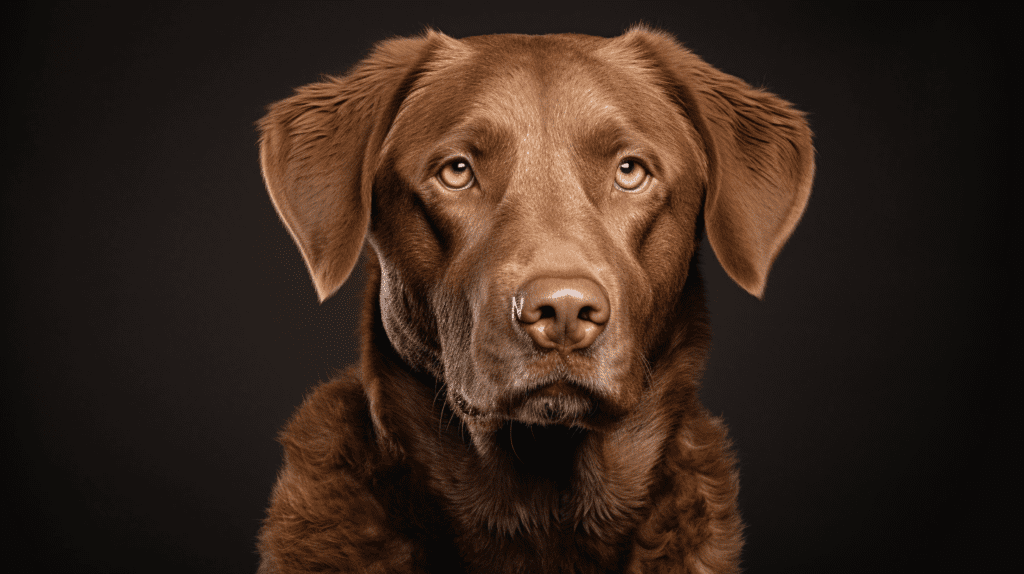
[
  {"x1": 438, "y1": 160, "x2": 475, "y2": 190},
  {"x1": 614, "y1": 159, "x2": 649, "y2": 192}
]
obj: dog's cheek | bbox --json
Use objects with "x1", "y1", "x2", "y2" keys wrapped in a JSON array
[
  {"x1": 642, "y1": 210, "x2": 692, "y2": 302},
  {"x1": 631, "y1": 174, "x2": 705, "y2": 353},
  {"x1": 422, "y1": 246, "x2": 492, "y2": 406},
  {"x1": 429, "y1": 278, "x2": 493, "y2": 418},
  {"x1": 377, "y1": 262, "x2": 444, "y2": 378},
  {"x1": 370, "y1": 169, "x2": 448, "y2": 268},
  {"x1": 596, "y1": 205, "x2": 671, "y2": 366},
  {"x1": 369, "y1": 171, "x2": 453, "y2": 376}
]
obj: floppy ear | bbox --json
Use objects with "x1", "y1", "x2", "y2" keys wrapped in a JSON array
[
  {"x1": 628, "y1": 28, "x2": 814, "y2": 298},
  {"x1": 259, "y1": 33, "x2": 440, "y2": 302}
]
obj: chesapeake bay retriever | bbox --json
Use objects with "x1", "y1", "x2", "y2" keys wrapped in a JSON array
[{"x1": 256, "y1": 26, "x2": 813, "y2": 574}]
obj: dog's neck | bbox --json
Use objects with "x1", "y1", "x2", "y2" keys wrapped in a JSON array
[{"x1": 359, "y1": 254, "x2": 712, "y2": 571}]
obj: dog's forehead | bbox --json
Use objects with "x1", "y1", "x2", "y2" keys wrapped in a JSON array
[{"x1": 394, "y1": 33, "x2": 685, "y2": 152}]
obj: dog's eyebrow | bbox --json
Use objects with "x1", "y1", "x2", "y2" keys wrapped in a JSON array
[
  {"x1": 575, "y1": 120, "x2": 664, "y2": 168},
  {"x1": 433, "y1": 118, "x2": 516, "y2": 160},
  {"x1": 575, "y1": 122, "x2": 632, "y2": 160}
]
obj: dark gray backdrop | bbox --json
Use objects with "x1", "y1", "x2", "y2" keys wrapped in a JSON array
[{"x1": 5, "y1": 3, "x2": 1013, "y2": 572}]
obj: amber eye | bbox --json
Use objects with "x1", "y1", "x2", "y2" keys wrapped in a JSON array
[
  {"x1": 438, "y1": 159, "x2": 475, "y2": 190},
  {"x1": 614, "y1": 159, "x2": 649, "y2": 192}
]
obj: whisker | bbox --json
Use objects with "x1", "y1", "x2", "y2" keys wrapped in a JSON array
[{"x1": 509, "y1": 423, "x2": 522, "y2": 463}]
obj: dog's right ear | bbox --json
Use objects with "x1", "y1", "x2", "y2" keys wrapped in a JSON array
[{"x1": 258, "y1": 33, "x2": 440, "y2": 302}]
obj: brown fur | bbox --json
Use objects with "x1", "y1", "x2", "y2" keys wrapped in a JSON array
[{"x1": 256, "y1": 26, "x2": 813, "y2": 574}]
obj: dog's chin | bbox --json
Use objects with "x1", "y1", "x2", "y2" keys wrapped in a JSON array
[{"x1": 454, "y1": 382, "x2": 601, "y2": 480}]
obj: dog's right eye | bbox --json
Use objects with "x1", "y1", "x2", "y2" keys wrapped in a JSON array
[{"x1": 438, "y1": 160, "x2": 475, "y2": 190}]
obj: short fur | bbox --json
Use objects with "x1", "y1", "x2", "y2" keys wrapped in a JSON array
[{"x1": 257, "y1": 26, "x2": 813, "y2": 574}]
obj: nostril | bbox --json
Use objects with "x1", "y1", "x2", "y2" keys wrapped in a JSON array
[
  {"x1": 578, "y1": 306, "x2": 594, "y2": 322},
  {"x1": 540, "y1": 306, "x2": 556, "y2": 319}
]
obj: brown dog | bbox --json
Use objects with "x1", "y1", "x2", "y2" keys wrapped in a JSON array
[{"x1": 256, "y1": 26, "x2": 813, "y2": 574}]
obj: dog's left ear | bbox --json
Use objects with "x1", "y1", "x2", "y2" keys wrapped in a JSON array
[{"x1": 627, "y1": 28, "x2": 815, "y2": 298}]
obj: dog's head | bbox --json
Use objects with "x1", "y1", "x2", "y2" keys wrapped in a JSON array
[{"x1": 259, "y1": 28, "x2": 812, "y2": 450}]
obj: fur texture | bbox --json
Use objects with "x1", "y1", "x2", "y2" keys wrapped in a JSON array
[{"x1": 257, "y1": 26, "x2": 813, "y2": 573}]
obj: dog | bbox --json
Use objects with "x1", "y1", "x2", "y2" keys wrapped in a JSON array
[{"x1": 256, "y1": 26, "x2": 813, "y2": 574}]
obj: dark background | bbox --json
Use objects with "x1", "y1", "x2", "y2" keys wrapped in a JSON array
[{"x1": 5, "y1": 3, "x2": 1014, "y2": 572}]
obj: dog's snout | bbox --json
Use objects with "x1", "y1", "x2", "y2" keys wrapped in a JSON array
[{"x1": 515, "y1": 277, "x2": 609, "y2": 351}]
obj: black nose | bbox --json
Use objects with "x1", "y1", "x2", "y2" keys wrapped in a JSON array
[{"x1": 515, "y1": 277, "x2": 609, "y2": 352}]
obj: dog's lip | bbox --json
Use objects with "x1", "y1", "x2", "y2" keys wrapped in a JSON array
[
  {"x1": 453, "y1": 377, "x2": 620, "y2": 430},
  {"x1": 452, "y1": 380, "x2": 597, "y2": 427},
  {"x1": 509, "y1": 379, "x2": 597, "y2": 427}
]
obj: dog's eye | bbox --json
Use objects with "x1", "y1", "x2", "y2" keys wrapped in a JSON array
[
  {"x1": 614, "y1": 160, "x2": 649, "y2": 192},
  {"x1": 438, "y1": 160, "x2": 475, "y2": 190}
]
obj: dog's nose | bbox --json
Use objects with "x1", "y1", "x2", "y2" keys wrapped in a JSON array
[{"x1": 515, "y1": 277, "x2": 609, "y2": 351}]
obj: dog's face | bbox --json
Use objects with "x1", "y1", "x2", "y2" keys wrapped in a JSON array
[
  {"x1": 371, "y1": 34, "x2": 706, "y2": 436},
  {"x1": 259, "y1": 28, "x2": 813, "y2": 455}
]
